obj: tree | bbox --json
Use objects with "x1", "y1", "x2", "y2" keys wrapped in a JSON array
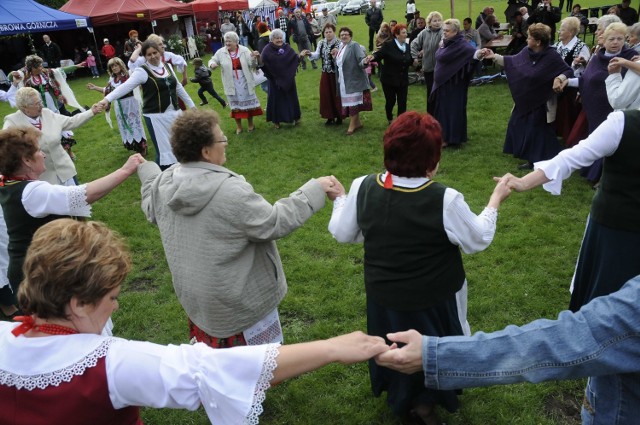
[{"x1": 34, "y1": 0, "x2": 67, "y2": 9}]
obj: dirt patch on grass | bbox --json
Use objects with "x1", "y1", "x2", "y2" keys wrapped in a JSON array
[
  {"x1": 126, "y1": 277, "x2": 158, "y2": 292},
  {"x1": 544, "y1": 391, "x2": 581, "y2": 425}
]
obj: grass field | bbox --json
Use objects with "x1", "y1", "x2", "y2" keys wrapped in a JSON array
[{"x1": 0, "y1": 0, "x2": 613, "y2": 422}]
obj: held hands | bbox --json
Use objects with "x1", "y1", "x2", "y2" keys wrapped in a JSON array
[
  {"x1": 326, "y1": 331, "x2": 389, "y2": 364},
  {"x1": 316, "y1": 175, "x2": 345, "y2": 200},
  {"x1": 607, "y1": 57, "x2": 628, "y2": 74},
  {"x1": 121, "y1": 153, "x2": 146, "y2": 175},
  {"x1": 251, "y1": 50, "x2": 260, "y2": 58},
  {"x1": 493, "y1": 173, "x2": 526, "y2": 192},
  {"x1": 91, "y1": 102, "x2": 105, "y2": 115},
  {"x1": 330, "y1": 48, "x2": 338, "y2": 58},
  {"x1": 374, "y1": 329, "x2": 424, "y2": 374},
  {"x1": 97, "y1": 99, "x2": 110, "y2": 110},
  {"x1": 482, "y1": 49, "x2": 496, "y2": 60}
]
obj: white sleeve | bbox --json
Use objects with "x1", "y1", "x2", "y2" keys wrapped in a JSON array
[
  {"x1": 328, "y1": 176, "x2": 366, "y2": 243},
  {"x1": 535, "y1": 111, "x2": 625, "y2": 195},
  {"x1": 0, "y1": 84, "x2": 17, "y2": 107},
  {"x1": 606, "y1": 68, "x2": 640, "y2": 110},
  {"x1": 167, "y1": 52, "x2": 187, "y2": 72},
  {"x1": 22, "y1": 181, "x2": 91, "y2": 218},
  {"x1": 309, "y1": 41, "x2": 323, "y2": 61},
  {"x1": 443, "y1": 188, "x2": 498, "y2": 254},
  {"x1": 106, "y1": 340, "x2": 279, "y2": 425},
  {"x1": 567, "y1": 77, "x2": 579, "y2": 87},
  {"x1": 128, "y1": 56, "x2": 145, "y2": 72},
  {"x1": 105, "y1": 68, "x2": 147, "y2": 102},
  {"x1": 176, "y1": 79, "x2": 196, "y2": 108}
]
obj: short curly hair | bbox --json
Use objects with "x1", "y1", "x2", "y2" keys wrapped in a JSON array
[
  {"x1": 383, "y1": 111, "x2": 442, "y2": 177},
  {"x1": 24, "y1": 55, "x2": 44, "y2": 72},
  {"x1": 171, "y1": 108, "x2": 221, "y2": 163},
  {"x1": 528, "y1": 23, "x2": 552, "y2": 46},
  {"x1": 0, "y1": 126, "x2": 41, "y2": 177},
  {"x1": 18, "y1": 219, "x2": 131, "y2": 320}
]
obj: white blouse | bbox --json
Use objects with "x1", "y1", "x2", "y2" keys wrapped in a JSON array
[
  {"x1": 105, "y1": 62, "x2": 194, "y2": 108},
  {"x1": 328, "y1": 173, "x2": 499, "y2": 255},
  {"x1": 605, "y1": 62, "x2": 640, "y2": 110},
  {"x1": 22, "y1": 181, "x2": 91, "y2": 218},
  {"x1": 0, "y1": 83, "x2": 17, "y2": 107},
  {"x1": 535, "y1": 110, "x2": 625, "y2": 195},
  {"x1": 0, "y1": 322, "x2": 278, "y2": 425}
]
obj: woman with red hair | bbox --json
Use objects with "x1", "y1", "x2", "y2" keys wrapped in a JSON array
[{"x1": 328, "y1": 111, "x2": 511, "y2": 425}]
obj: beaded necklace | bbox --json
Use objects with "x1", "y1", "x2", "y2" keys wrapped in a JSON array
[{"x1": 11, "y1": 316, "x2": 79, "y2": 336}]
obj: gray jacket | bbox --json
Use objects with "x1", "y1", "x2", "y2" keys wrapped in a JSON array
[
  {"x1": 410, "y1": 27, "x2": 443, "y2": 73},
  {"x1": 139, "y1": 161, "x2": 326, "y2": 337},
  {"x1": 337, "y1": 42, "x2": 370, "y2": 93}
]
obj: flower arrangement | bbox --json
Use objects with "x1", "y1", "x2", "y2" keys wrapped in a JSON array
[{"x1": 165, "y1": 34, "x2": 184, "y2": 52}]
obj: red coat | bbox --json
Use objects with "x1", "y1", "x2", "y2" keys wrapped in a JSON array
[{"x1": 101, "y1": 44, "x2": 116, "y2": 59}]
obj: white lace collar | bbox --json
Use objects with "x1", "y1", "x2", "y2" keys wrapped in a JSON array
[{"x1": 0, "y1": 322, "x2": 115, "y2": 390}]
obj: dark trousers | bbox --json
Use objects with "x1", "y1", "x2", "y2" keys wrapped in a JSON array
[
  {"x1": 368, "y1": 27, "x2": 377, "y2": 51},
  {"x1": 382, "y1": 83, "x2": 408, "y2": 121},
  {"x1": 198, "y1": 82, "x2": 226, "y2": 106},
  {"x1": 424, "y1": 71, "x2": 435, "y2": 115}
]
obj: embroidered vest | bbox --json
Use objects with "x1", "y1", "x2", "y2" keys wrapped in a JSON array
[{"x1": 140, "y1": 63, "x2": 177, "y2": 114}]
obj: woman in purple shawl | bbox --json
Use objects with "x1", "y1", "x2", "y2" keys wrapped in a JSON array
[
  {"x1": 431, "y1": 19, "x2": 484, "y2": 147},
  {"x1": 485, "y1": 23, "x2": 573, "y2": 170},
  {"x1": 560, "y1": 22, "x2": 635, "y2": 183},
  {"x1": 258, "y1": 28, "x2": 303, "y2": 129}
]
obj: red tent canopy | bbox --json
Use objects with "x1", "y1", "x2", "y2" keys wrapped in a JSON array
[
  {"x1": 190, "y1": 0, "x2": 250, "y2": 13},
  {"x1": 60, "y1": 0, "x2": 194, "y2": 26}
]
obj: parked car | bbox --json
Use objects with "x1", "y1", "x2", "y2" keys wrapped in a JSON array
[
  {"x1": 314, "y1": 2, "x2": 342, "y2": 18},
  {"x1": 376, "y1": 0, "x2": 385, "y2": 9},
  {"x1": 341, "y1": 0, "x2": 367, "y2": 15}
]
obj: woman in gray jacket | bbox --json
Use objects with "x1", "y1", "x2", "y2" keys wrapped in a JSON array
[
  {"x1": 138, "y1": 109, "x2": 341, "y2": 348},
  {"x1": 333, "y1": 27, "x2": 372, "y2": 136},
  {"x1": 410, "y1": 11, "x2": 444, "y2": 114}
]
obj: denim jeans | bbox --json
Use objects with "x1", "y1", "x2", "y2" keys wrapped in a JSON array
[{"x1": 423, "y1": 275, "x2": 640, "y2": 425}]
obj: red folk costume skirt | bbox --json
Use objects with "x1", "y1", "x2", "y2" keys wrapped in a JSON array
[{"x1": 319, "y1": 72, "x2": 342, "y2": 120}]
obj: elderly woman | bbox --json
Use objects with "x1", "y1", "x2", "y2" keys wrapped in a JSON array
[
  {"x1": 333, "y1": 27, "x2": 372, "y2": 136},
  {"x1": 430, "y1": 19, "x2": 485, "y2": 147},
  {"x1": 87, "y1": 58, "x2": 147, "y2": 156},
  {"x1": 138, "y1": 108, "x2": 340, "y2": 348},
  {"x1": 209, "y1": 31, "x2": 263, "y2": 134},
  {"x1": 628, "y1": 22, "x2": 640, "y2": 52},
  {"x1": 17, "y1": 54, "x2": 85, "y2": 116},
  {"x1": 561, "y1": 22, "x2": 635, "y2": 183},
  {"x1": 258, "y1": 29, "x2": 303, "y2": 129},
  {"x1": 484, "y1": 24, "x2": 573, "y2": 170},
  {"x1": 328, "y1": 111, "x2": 511, "y2": 425},
  {"x1": 478, "y1": 14, "x2": 503, "y2": 47},
  {"x1": 553, "y1": 16, "x2": 590, "y2": 142},
  {"x1": 366, "y1": 24, "x2": 413, "y2": 125},
  {"x1": 4, "y1": 87, "x2": 101, "y2": 185},
  {"x1": 0, "y1": 218, "x2": 388, "y2": 423},
  {"x1": 410, "y1": 11, "x2": 444, "y2": 114},
  {"x1": 304, "y1": 23, "x2": 342, "y2": 125},
  {"x1": 498, "y1": 105, "x2": 640, "y2": 424},
  {"x1": 99, "y1": 41, "x2": 195, "y2": 170},
  {"x1": 0, "y1": 126, "x2": 143, "y2": 317}
]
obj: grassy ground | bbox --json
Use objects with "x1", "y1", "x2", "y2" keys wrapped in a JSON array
[{"x1": 0, "y1": 0, "x2": 608, "y2": 423}]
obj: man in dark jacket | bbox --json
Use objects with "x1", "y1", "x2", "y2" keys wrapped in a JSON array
[
  {"x1": 41, "y1": 34, "x2": 62, "y2": 68},
  {"x1": 365, "y1": 0, "x2": 383, "y2": 51},
  {"x1": 275, "y1": 10, "x2": 290, "y2": 44},
  {"x1": 289, "y1": 8, "x2": 317, "y2": 69},
  {"x1": 527, "y1": 0, "x2": 561, "y2": 41}
]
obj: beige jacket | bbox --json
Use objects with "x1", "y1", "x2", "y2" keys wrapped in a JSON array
[
  {"x1": 3, "y1": 108, "x2": 94, "y2": 184},
  {"x1": 209, "y1": 45, "x2": 258, "y2": 96}
]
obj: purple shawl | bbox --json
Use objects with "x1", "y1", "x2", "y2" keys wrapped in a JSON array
[
  {"x1": 580, "y1": 47, "x2": 636, "y2": 132},
  {"x1": 433, "y1": 34, "x2": 476, "y2": 93},
  {"x1": 504, "y1": 46, "x2": 573, "y2": 116},
  {"x1": 261, "y1": 42, "x2": 299, "y2": 91}
]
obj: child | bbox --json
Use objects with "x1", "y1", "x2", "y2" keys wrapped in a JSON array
[
  {"x1": 190, "y1": 57, "x2": 227, "y2": 108},
  {"x1": 86, "y1": 51, "x2": 99, "y2": 78}
]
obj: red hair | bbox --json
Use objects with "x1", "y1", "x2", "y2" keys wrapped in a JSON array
[
  {"x1": 383, "y1": 112, "x2": 442, "y2": 177},
  {"x1": 393, "y1": 23, "x2": 407, "y2": 37}
]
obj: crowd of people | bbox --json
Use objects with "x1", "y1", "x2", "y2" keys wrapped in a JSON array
[{"x1": 2, "y1": 1, "x2": 640, "y2": 424}]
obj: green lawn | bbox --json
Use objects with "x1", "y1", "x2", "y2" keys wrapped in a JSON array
[{"x1": 0, "y1": 0, "x2": 611, "y2": 422}]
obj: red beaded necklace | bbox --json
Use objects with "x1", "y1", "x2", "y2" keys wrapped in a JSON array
[{"x1": 11, "y1": 316, "x2": 79, "y2": 336}]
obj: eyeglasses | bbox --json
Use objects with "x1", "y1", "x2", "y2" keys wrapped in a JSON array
[{"x1": 213, "y1": 137, "x2": 228, "y2": 144}]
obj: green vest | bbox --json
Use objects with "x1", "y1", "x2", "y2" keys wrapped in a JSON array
[
  {"x1": 140, "y1": 63, "x2": 178, "y2": 114},
  {"x1": 356, "y1": 174, "x2": 465, "y2": 311},
  {"x1": 591, "y1": 109, "x2": 640, "y2": 232},
  {"x1": 0, "y1": 181, "x2": 65, "y2": 288}
]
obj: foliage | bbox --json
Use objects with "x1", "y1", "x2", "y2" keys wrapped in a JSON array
[
  {"x1": 193, "y1": 35, "x2": 207, "y2": 56},
  {"x1": 165, "y1": 34, "x2": 184, "y2": 53},
  {"x1": 33, "y1": 0, "x2": 67, "y2": 9},
  {"x1": 0, "y1": 0, "x2": 607, "y2": 423}
]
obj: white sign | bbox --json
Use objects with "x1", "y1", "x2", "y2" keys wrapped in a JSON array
[
  {"x1": 172, "y1": 14, "x2": 178, "y2": 21},
  {"x1": 151, "y1": 20, "x2": 157, "y2": 27}
]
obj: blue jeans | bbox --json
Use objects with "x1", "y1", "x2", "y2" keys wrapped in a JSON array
[{"x1": 423, "y1": 275, "x2": 640, "y2": 425}]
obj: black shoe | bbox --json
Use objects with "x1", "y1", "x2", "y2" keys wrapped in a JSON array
[
  {"x1": 199, "y1": 101, "x2": 209, "y2": 106},
  {"x1": 335, "y1": 118, "x2": 343, "y2": 125},
  {"x1": 325, "y1": 119, "x2": 334, "y2": 126},
  {"x1": 517, "y1": 162, "x2": 533, "y2": 170}
]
